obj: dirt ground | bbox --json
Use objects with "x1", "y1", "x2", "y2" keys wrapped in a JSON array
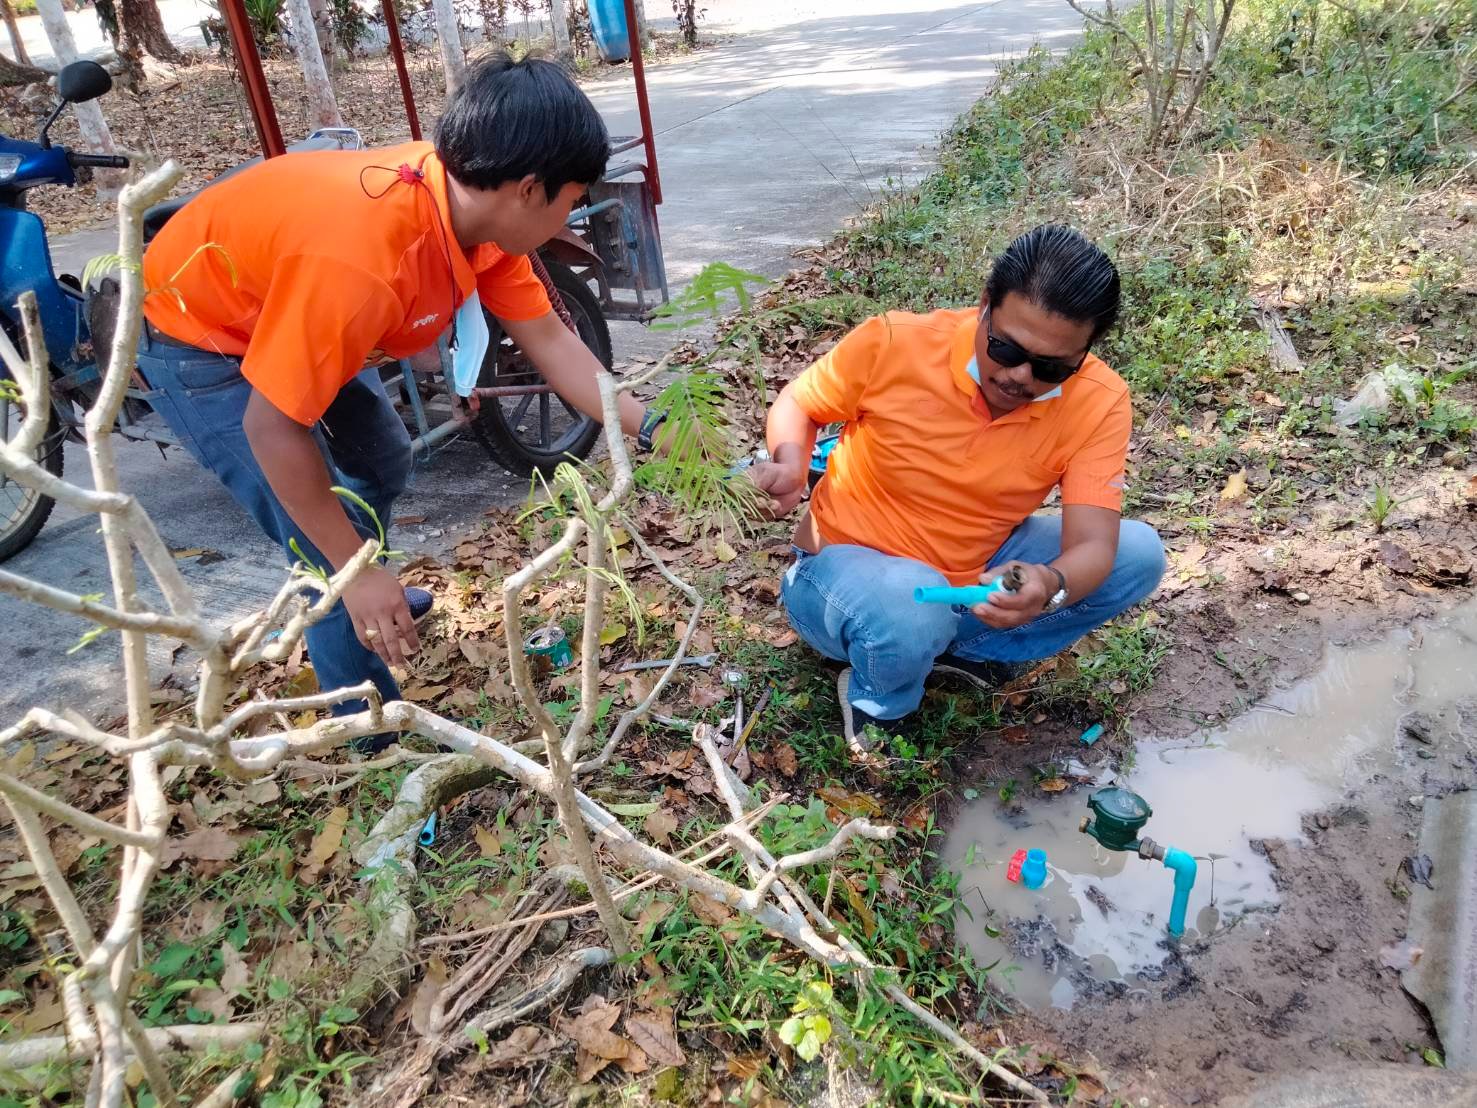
[{"x1": 950, "y1": 533, "x2": 1476, "y2": 1103}]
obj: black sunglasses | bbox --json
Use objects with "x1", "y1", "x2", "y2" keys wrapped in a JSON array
[{"x1": 982, "y1": 309, "x2": 1089, "y2": 385}]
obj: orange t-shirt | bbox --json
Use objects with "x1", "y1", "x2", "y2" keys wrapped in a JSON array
[
  {"x1": 790, "y1": 309, "x2": 1132, "y2": 586},
  {"x1": 142, "y1": 141, "x2": 551, "y2": 425}
]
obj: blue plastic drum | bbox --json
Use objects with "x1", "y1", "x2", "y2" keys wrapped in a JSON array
[{"x1": 588, "y1": 0, "x2": 632, "y2": 62}]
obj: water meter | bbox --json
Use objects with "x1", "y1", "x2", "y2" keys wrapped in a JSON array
[{"x1": 1080, "y1": 787, "x2": 1153, "y2": 853}]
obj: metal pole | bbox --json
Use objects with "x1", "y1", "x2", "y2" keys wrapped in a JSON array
[
  {"x1": 380, "y1": 0, "x2": 422, "y2": 141},
  {"x1": 220, "y1": 0, "x2": 285, "y2": 158},
  {"x1": 622, "y1": 0, "x2": 661, "y2": 205}
]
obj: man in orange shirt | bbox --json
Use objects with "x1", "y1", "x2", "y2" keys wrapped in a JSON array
[
  {"x1": 136, "y1": 55, "x2": 660, "y2": 740},
  {"x1": 751, "y1": 225, "x2": 1165, "y2": 747}
]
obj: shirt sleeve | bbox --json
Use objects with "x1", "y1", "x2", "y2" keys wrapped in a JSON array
[
  {"x1": 788, "y1": 314, "x2": 889, "y2": 424},
  {"x1": 476, "y1": 252, "x2": 552, "y2": 322},
  {"x1": 1060, "y1": 392, "x2": 1132, "y2": 511},
  {"x1": 238, "y1": 256, "x2": 404, "y2": 426}
]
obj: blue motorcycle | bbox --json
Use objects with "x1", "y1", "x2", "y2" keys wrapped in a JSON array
[{"x1": 1, "y1": 60, "x2": 130, "y2": 560}]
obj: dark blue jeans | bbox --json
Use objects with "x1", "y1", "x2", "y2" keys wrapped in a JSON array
[
  {"x1": 136, "y1": 328, "x2": 412, "y2": 714},
  {"x1": 781, "y1": 516, "x2": 1167, "y2": 719}
]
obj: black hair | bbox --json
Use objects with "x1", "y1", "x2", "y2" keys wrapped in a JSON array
[
  {"x1": 435, "y1": 53, "x2": 609, "y2": 199},
  {"x1": 985, "y1": 224, "x2": 1121, "y2": 343}
]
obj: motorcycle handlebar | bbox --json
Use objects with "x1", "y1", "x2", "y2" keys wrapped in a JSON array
[{"x1": 68, "y1": 152, "x2": 130, "y2": 170}]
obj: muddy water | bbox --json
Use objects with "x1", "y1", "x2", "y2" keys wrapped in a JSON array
[{"x1": 943, "y1": 598, "x2": 1477, "y2": 1011}]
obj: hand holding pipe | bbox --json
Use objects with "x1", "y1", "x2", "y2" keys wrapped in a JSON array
[{"x1": 914, "y1": 565, "x2": 1025, "y2": 607}]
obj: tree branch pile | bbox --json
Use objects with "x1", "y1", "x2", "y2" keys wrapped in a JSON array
[{"x1": 0, "y1": 166, "x2": 1046, "y2": 1104}]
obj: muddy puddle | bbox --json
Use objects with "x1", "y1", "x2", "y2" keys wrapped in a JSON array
[{"x1": 943, "y1": 598, "x2": 1477, "y2": 1013}]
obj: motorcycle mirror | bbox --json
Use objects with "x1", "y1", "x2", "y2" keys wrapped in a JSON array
[{"x1": 56, "y1": 60, "x2": 112, "y2": 104}]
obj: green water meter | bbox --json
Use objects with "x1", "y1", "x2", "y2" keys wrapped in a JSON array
[{"x1": 1080, "y1": 787, "x2": 1153, "y2": 852}]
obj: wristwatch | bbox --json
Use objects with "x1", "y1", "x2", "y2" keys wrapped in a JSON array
[
  {"x1": 1042, "y1": 566, "x2": 1069, "y2": 613},
  {"x1": 637, "y1": 408, "x2": 667, "y2": 453}
]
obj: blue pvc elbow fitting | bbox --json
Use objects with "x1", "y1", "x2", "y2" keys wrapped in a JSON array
[{"x1": 1161, "y1": 847, "x2": 1197, "y2": 938}]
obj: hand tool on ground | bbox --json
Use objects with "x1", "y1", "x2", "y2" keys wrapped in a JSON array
[{"x1": 616, "y1": 652, "x2": 718, "y2": 673}]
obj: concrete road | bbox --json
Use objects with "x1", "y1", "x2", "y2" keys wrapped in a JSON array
[{"x1": 8, "y1": 1, "x2": 1087, "y2": 719}]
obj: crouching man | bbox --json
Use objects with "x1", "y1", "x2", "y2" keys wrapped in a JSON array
[{"x1": 748, "y1": 225, "x2": 1166, "y2": 747}]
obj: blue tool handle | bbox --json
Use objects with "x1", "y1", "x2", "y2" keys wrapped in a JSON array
[{"x1": 914, "y1": 579, "x2": 1009, "y2": 606}]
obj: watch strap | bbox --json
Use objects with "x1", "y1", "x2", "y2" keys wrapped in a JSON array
[
  {"x1": 1043, "y1": 565, "x2": 1068, "y2": 612},
  {"x1": 637, "y1": 408, "x2": 667, "y2": 453}
]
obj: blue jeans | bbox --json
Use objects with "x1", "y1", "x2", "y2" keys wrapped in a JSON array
[
  {"x1": 136, "y1": 328, "x2": 412, "y2": 715},
  {"x1": 780, "y1": 516, "x2": 1166, "y2": 720}
]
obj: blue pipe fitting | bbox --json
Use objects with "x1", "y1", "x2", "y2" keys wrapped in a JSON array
[
  {"x1": 1020, "y1": 848, "x2": 1048, "y2": 889},
  {"x1": 1160, "y1": 847, "x2": 1197, "y2": 938}
]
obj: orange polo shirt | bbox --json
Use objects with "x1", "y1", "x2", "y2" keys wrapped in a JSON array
[
  {"x1": 791, "y1": 309, "x2": 1132, "y2": 586},
  {"x1": 142, "y1": 141, "x2": 551, "y2": 425}
]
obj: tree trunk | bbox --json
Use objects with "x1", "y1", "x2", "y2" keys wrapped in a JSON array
[
  {"x1": 429, "y1": 0, "x2": 466, "y2": 94},
  {"x1": 0, "y1": 48, "x2": 46, "y2": 86},
  {"x1": 632, "y1": 0, "x2": 650, "y2": 51},
  {"x1": 548, "y1": 0, "x2": 569, "y2": 58},
  {"x1": 1, "y1": 0, "x2": 31, "y2": 66},
  {"x1": 306, "y1": 0, "x2": 339, "y2": 65},
  {"x1": 285, "y1": 0, "x2": 343, "y2": 127},
  {"x1": 35, "y1": 0, "x2": 124, "y2": 198},
  {"x1": 119, "y1": 0, "x2": 183, "y2": 63}
]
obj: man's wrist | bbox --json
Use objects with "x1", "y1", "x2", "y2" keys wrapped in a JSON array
[
  {"x1": 1039, "y1": 564, "x2": 1069, "y2": 611},
  {"x1": 637, "y1": 407, "x2": 667, "y2": 453}
]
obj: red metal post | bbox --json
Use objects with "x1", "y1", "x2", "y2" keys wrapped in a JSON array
[
  {"x1": 380, "y1": 0, "x2": 422, "y2": 141},
  {"x1": 622, "y1": 0, "x2": 661, "y2": 205},
  {"x1": 220, "y1": 0, "x2": 285, "y2": 158}
]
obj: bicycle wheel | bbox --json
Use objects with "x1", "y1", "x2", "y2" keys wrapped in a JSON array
[
  {"x1": 0, "y1": 371, "x2": 63, "y2": 562},
  {"x1": 474, "y1": 258, "x2": 613, "y2": 477}
]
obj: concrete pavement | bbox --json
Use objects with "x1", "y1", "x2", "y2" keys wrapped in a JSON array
[{"x1": 7, "y1": 1, "x2": 1087, "y2": 718}]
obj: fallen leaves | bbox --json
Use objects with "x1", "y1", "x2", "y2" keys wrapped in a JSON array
[
  {"x1": 563, "y1": 996, "x2": 648, "y2": 1081},
  {"x1": 161, "y1": 826, "x2": 239, "y2": 868},
  {"x1": 643, "y1": 807, "x2": 680, "y2": 846},
  {"x1": 410, "y1": 957, "x2": 449, "y2": 1038},
  {"x1": 625, "y1": 1009, "x2": 687, "y2": 1068},
  {"x1": 689, "y1": 893, "x2": 735, "y2": 927},
  {"x1": 298, "y1": 806, "x2": 348, "y2": 884}
]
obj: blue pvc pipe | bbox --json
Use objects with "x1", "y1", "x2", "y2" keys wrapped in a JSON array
[
  {"x1": 914, "y1": 579, "x2": 1012, "y2": 607},
  {"x1": 1161, "y1": 847, "x2": 1197, "y2": 938}
]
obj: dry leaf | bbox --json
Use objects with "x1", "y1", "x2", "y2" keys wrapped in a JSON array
[
  {"x1": 220, "y1": 943, "x2": 250, "y2": 993},
  {"x1": 299, "y1": 806, "x2": 348, "y2": 883},
  {"x1": 480, "y1": 1026, "x2": 564, "y2": 1071},
  {"x1": 474, "y1": 825, "x2": 502, "y2": 859},
  {"x1": 614, "y1": 1043, "x2": 650, "y2": 1074},
  {"x1": 714, "y1": 539, "x2": 737, "y2": 563},
  {"x1": 643, "y1": 807, "x2": 679, "y2": 846},
  {"x1": 162, "y1": 827, "x2": 239, "y2": 867},
  {"x1": 565, "y1": 996, "x2": 633, "y2": 1082},
  {"x1": 1038, "y1": 778, "x2": 1070, "y2": 793},
  {"x1": 840, "y1": 877, "x2": 877, "y2": 938},
  {"x1": 689, "y1": 893, "x2": 734, "y2": 926},
  {"x1": 410, "y1": 957, "x2": 448, "y2": 1038},
  {"x1": 1219, "y1": 469, "x2": 1248, "y2": 500},
  {"x1": 816, "y1": 786, "x2": 883, "y2": 819},
  {"x1": 625, "y1": 1011, "x2": 685, "y2": 1067},
  {"x1": 727, "y1": 1052, "x2": 767, "y2": 1080},
  {"x1": 600, "y1": 622, "x2": 628, "y2": 646},
  {"x1": 772, "y1": 742, "x2": 798, "y2": 777}
]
